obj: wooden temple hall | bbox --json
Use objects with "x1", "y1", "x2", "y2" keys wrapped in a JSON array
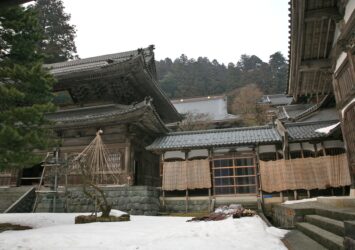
[
  {"x1": 0, "y1": 45, "x2": 181, "y2": 188},
  {"x1": 288, "y1": 0, "x2": 355, "y2": 194},
  {"x1": 147, "y1": 120, "x2": 350, "y2": 202},
  {"x1": 0, "y1": 0, "x2": 354, "y2": 213}
]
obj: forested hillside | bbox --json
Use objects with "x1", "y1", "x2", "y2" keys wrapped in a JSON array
[{"x1": 156, "y1": 52, "x2": 288, "y2": 99}]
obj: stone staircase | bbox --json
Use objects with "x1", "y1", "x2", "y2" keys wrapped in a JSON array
[
  {"x1": 295, "y1": 208, "x2": 355, "y2": 250},
  {"x1": 0, "y1": 186, "x2": 35, "y2": 213}
]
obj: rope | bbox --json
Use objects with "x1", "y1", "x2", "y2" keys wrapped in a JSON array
[{"x1": 69, "y1": 130, "x2": 121, "y2": 185}]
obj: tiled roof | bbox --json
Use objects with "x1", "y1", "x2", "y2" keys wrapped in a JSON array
[
  {"x1": 46, "y1": 104, "x2": 138, "y2": 123},
  {"x1": 46, "y1": 99, "x2": 168, "y2": 133},
  {"x1": 278, "y1": 95, "x2": 333, "y2": 122},
  {"x1": 44, "y1": 46, "x2": 154, "y2": 76},
  {"x1": 146, "y1": 125, "x2": 281, "y2": 151},
  {"x1": 285, "y1": 120, "x2": 340, "y2": 141},
  {"x1": 297, "y1": 108, "x2": 339, "y2": 122},
  {"x1": 277, "y1": 104, "x2": 314, "y2": 120}
]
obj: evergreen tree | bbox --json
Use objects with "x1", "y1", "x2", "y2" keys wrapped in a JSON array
[
  {"x1": 156, "y1": 51, "x2": 288, "y2": 99},
  {"x1": 31, "y1": 0, "x2": 77, "y2": 63},
  {"x1": 269, "y1": 51, "x2": 288, "y2": 93},
  {"x1": 0, "y1": 6, "x2": 56, "y2": 170}
]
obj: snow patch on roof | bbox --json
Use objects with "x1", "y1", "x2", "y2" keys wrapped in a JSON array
[{"x1": 315, "y1": 122, "x2": 340, "y2": 134}]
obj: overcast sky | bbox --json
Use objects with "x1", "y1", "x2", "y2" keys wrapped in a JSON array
[{"x1": 62, "y1": 0, "x2": 289, "y2": 65}]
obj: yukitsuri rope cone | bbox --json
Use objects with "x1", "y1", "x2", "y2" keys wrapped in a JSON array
[
  {"x1": 71, "y1": 130, "x2": 121, "y2": 185},
  {"x1": 69, "y1": 130, "x2": 129, "y2": 223}
]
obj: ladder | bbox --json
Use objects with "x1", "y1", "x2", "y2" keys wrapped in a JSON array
[{"x1": 32, "y1": 151, "x2": 64, "y2": 213}]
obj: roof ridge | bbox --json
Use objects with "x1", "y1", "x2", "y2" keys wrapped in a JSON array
[
  {"x1": 44, "y1": 47, "x2": 152, "y2": 69},
  {"x1": 167, "y1": 124, "x2": 274, "y2": 136},
  {"x1": 293, "y1": 95, "x2": 329, "y2": 121},
  {"x1": 284, "y1": 119, "x2": 339, "y2": 127},
  {"x1": 45, "y1": 100, "x2": 151, "y2": 115},
  {"x1": 171, "y1": 95, "x2": 226, "y2": 103}
]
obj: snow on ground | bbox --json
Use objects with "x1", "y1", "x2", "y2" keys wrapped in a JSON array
[
  {"x1": 283, "y1": 198, "x2": 318, "y2": 204},
  {"x1": 0, "y1": 211, "x2": 288, "y2": 250}
]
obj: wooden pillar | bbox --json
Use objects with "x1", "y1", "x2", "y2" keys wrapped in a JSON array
[
  {"x1": 185, "y1": 151, "x2": 188, "y2": 213},
  {"x1": 208, "y1": 188, "x2": 212, "y2": 212},
  {"x1": 64, "y1": 153, "x2": 68, "y2": 212},
  {"x1": 162, "y1": 190, "x2": 165, "y2": 207},
  {"x1": 321, "y1": 142, "x2": 326, "y2": 157},
  {"x1": 300, "y1": 143, "x2": 311, "y2": 197},
  {"x1": 160, "y1": 153, "x2": 165, "y2": 208},
  {"x1": 255, "y1": 145, "x2": 264, "y2": 206},
  {"x1": 294, "y1": 190, "x2": 298, "y2": 200},
  {"x1": 208, "y1": 148, "x2": 213, "y2": 212},
  {"x1": 185, "y1": 190, "x2": 189, "y2": 213}
]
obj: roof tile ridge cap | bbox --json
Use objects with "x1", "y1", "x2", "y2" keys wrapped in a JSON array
[
  {"x1": 167, "y1": 125, "x2": 273, "y2": 135},
  {"x1": 138, "y1": 97, "x2": 169, "y2": 133},
  {"x1": 285, "y1": 119, "x2": 340, "y2": 126},
  {"x1": 45, "y1": 49, "x2": 142, "y2": 69},
  {"x1": 171, "y1": 95, "x2": 225, "y2": 103},
  {"x1": 148, "y1": 74, "x2": 182, "y2": 121},
  {"x1": 269, "y1": 93, "x2": 287, "y2": 97},
  {"x1": 46, "y1": 104, "x2": 118, "y2": 115},
  {"x1": 100, "y1": 55, "x2": 140, "y2": 69},
  {"x1": 294, "y1": 95, "x2": 329, "y2": 120}
]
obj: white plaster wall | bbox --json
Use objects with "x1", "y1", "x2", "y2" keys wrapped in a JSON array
[
  {"x1": 336, "y1": 52, "x2": 347, "y2": 71},
  {"x1": 344, "y1": 0, "x2": 355, "y2": 23},
  {"x1": 332, "y1": 23, "x2": 341, "y2": 47}
]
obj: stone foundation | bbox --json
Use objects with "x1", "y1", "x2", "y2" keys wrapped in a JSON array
[
  {"x1": 161, "y1": 197, "x2": 210, "y2": 213},
  {"x1": 35, "y1": 186, "x2": 160, "y2": 215}
]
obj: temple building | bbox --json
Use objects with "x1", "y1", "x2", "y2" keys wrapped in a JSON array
[
  {"x1": 287, "y1": 0, "x2": 355, "y2": 194},
  {"x1": 0, "y1": 46, "x2": 181, "y2": 188},
  {"x1": 0, "y1": 1, "x2": 354, "y2": 215},
  {"x1": 169, "y1": 95, "x2": 239, "y2": 129}
]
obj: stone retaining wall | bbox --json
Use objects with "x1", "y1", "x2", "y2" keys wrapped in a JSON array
[
  {"x1": 35, "y1": 186, "x2": 160, "y2": 215},
  {"x1": 5, "y1": 187, "x2": 36, "y2": 213},
  {"x1": 272, "y1": 205, "x2": 315, "y2": 228},
  {"x1": 161, "y1": 198, "x2": 210, "y2": 213}
]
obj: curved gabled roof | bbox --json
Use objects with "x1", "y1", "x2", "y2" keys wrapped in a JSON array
[{"x1": 45, "y1": 46, "x2": 181, "y2": 123}]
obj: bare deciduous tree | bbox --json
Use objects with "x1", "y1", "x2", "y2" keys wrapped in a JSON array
[
  {"x1": 229, "y1": 84, "x2": 269, "y2": 126},
  {"x1": 178, "y1": 112, "x2": 214, "y2": 131}
]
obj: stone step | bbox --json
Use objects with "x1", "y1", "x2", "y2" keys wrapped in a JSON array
[
  {"x1": 305, "y1": 215, "x2": 345, "y2": 237},
  {"x1": 296, "y1": 222, "x2": 344, "y2": 250},
  {"x1": 282, "y1": 230, "x2": 327, "y2": 250},
  {"x1": 315, "y1": 208, "x2": 355, "y2": 221}
]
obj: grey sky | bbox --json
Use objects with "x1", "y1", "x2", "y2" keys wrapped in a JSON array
[{"x1": 62, "y1": 0, "x2": 289, "y2": 64}]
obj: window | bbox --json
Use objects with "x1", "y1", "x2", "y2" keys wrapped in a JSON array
[
  {"x1": 107, "y1": 152, "x2": 121, "y2": 170},
  {"x1": 213, "y1": 156, "x2": 257, "y2": 195}
]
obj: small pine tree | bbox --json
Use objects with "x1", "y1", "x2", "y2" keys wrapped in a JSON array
[
  {"x1": 0, "y1": 6, "x2": 56, "y2": 170},
  {"x1": 31, "y1": 0, "x2": 78, "y2": 63}
]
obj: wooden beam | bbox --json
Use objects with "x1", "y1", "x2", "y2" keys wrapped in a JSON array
[
  {"x1": 304, "y1": 7, "x2": 341, "y2": 22},
  {"x1": 0, "y1": 0, "x2": 31, "y2": 8},
  {"x1": 324, "y1": 18, "x2": 332, "y2": 58},
  {"x1": 299, "y1": 59, "x2": 332, "y2": 71}
]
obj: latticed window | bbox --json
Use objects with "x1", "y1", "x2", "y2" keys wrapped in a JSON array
[
  {"x1": 107, "y1": 152, "x2": 121, "y2": 170},
  {"x1": 212, "y1": 156, "x2": 257, "y2": 195}
]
